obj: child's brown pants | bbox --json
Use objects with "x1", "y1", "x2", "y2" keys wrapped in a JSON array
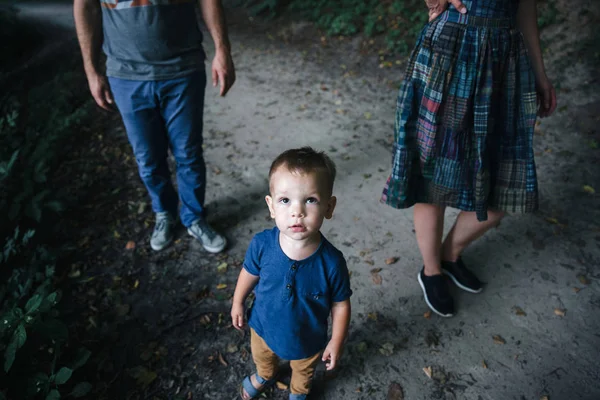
[{"x1": 250, "y1": 328, "x2": 321, "y2": 395}]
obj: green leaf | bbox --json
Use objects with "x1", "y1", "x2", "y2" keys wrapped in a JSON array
[
  {"x1": 45, "y1": 389, "x2": 60, "y2": 400},
  {"x1": 70, "y1": 382, "x2": 92, "y2": 398},
  {"x1": 54, "y1": 367, "x2": 73, "y2": 385},
  {"x1": 3, "y1": 341, "x2": 17, "y2": 372},
  {"x1": 25, "y1": 294, "x2": 43, "y2": 314},
  {"x1": 72, "y1": 348, "x2": 91, "y2": 370},
  {"x1": 13, "y1": 324, "x2": 27, "y2": 348}
]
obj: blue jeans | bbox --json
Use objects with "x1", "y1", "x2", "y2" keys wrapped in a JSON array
[{"x1": 109, "y1": 71, "x2": 206, "y2": 227}]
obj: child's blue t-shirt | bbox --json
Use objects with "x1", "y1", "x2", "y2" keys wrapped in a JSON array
[{"x1": 244, "y1": 227, "x2": 352, "y2": 360}]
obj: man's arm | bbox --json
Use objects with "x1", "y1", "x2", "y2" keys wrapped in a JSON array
[
  {"x1": 198, "y1": 0, "x2": 235, "y2": 96},
  {"x1": 517, "y1": 0, "x2": 556, "y2": 117},
  {"x1": 73, "y1": 0, "x2": 114, "y2": 111},
  {"x1": 321, "y1": 299, "x2": 351, "y2": 370},
  {"x1": 230, "y1": 269, "x2": 259, "y2": 330}
]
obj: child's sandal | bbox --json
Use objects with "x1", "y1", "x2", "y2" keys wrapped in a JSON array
[
  {"x1": 239, "y1": 373, "x2": 276, "y2": 400},
  {"x1": 289, "y1": 394, "x2": 308, "y2": 400}
]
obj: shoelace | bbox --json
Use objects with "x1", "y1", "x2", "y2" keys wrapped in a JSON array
[
  {"x1": 154, "y1": 217, "x2": 170, "y2": 233},
  {"x1": 196, "y1": 221, "x2": 216, "y2": 240}
]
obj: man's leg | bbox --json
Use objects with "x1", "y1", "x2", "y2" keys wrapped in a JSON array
[
  {"x1": 157, "y1": 71, "x2": 207, "y2": 226},
  {"x1": 158, "y1": 70, "x2": 226, "y2": 253},
  {"x1": 289, "y1": 351, "x2": 321, "y2": 398},
  {"x1": 109, "y1": 77, "x2": 178, "y2": 250}
]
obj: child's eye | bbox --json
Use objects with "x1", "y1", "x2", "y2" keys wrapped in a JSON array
[
  {"x1": 306, "y1": 197, "x2": 318, "y2": 204},
  {"x1": 279, "y1": 198, "x2": 289, "y2": 204}
]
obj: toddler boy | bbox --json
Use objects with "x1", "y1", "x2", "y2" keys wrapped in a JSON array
[{"x1": 231, "y1": 147, "x2": 352, "y2": 400}]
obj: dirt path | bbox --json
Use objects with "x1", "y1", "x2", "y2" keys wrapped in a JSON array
[{"x1": 12, "y1": 1, "x2": 600, "y2": 399}]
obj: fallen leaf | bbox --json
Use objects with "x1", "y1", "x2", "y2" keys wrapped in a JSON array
[
  {"x1": 492, "y1": 335, "x2": 506, "y2": 344},
  {"x1": 218, "y1": 352, "x2": 228, "y2": 366},
  {"x1": 125, "y1": 241, "x2": 136, "y2": 250},
  {"x1": 128, "y1": 366, "x2": 157, "y2": 388},
  {"x1": 423, "y1": 366, "x2": 433, "y2": 379},
  {"x1": 423, "y1": 311, "x2": 432, "y2": 319},
  {"x1": 386, "y1": 382, "x2": 404, "y2": 400},
  {"x1": 482, "y1": 360, "x2": 488, "y2": 369},
  {"x1": 545, "y1": 217, "x2": 559, "y2": 225},
  {"x1": 226, "y1": 344, "x2": 238, "y2": 353},
  {"x1": 216, "y1": 283, "x2": 227, "y2": 290},
  {"x1": 114, "y1": 230, "x2": 121, "y2": 239},
  {"x1": 541, "y1": 396, "x2": 549, "y2": 400},
  {"x1": 583, "y1": 185, "x2": 595, "y2": 194},
  {"x1": 133, "y1": 280, "x2": 139, "y2": 289},
  {"x1": 116, "y1": 304, "x2": 130, "y2": 317},
  {"x1": 356, "y1": 342, "x2": 367, "y2": 353},
  {"x1": 577, "y1": 274, "x2": 590, "y2": 285},
  {"x1": 365, "y1": 259, "x2": 375, "y2": 266},
  {"x1": 371, "y1": 269, "x2": 383, "y2": 285},
  {"x1": 364, "y1": 112, "x2": 372, "y2": 120},
  {"x1": 216, "y1": 262, "x2": 228, "y2": 273},
  {"x1": 573, "y1": 287, "x2": 581, "y2": 293},
  {"x1": 554, "y1": 308, "x2": 566, "y2": 317},
  {"x1": 385, "y1": 257, "x2": 399, "y2": 265},
  {"x1": 212, "y1": 166, "x2": 221, "y2": 175},
  {"x1": 367, "y1": 312, "x2": 378, "y2": 321},
  {"x1": 513, "y1": 306, "x2": 527, "y2": 316},
  {"x1": 379, "y1": 342, "x2": 394, "y2": 356}
]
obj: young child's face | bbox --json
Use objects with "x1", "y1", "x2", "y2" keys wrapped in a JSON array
[{"x1": 265, "y1": 166, "x2": 336, "y2": 242}]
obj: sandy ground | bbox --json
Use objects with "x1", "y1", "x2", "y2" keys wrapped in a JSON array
[{"x1": 10, "y1": 1, "x2": 600, "y2": 399}]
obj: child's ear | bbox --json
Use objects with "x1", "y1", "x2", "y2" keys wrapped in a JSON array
[
  {"x1": 325, "y1": 196, "x2": 337, "y2": 219},
  {"x1": 265, "y1": 195, "x2": 276, "y2": 219}
]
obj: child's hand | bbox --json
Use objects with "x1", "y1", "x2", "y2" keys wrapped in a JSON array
[
  {"x1": 231, "y1": 303, "x2": 246, "y2": 331},
  {"x1": 322, "y1": 340, "x2": 343, "y2": 370}
]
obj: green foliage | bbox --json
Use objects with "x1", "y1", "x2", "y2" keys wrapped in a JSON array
[
  {"x1": 242, "y1": 0, "x2": 429, "y2": 54},
  {"x1": 0, "y1": 72, "x2": 92, "y2": 398}
]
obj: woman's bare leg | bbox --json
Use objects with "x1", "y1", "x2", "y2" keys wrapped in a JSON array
[
  {"x1": 414, "y1": 203, "x2": 446, "y2": 276},
  {"x1": 441, "y1": 209, "x2": 505, "y2": 262}
]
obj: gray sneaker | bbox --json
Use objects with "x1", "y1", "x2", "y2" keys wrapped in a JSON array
[
  {"x1": 150, "y1": 212, "x2": 176, "y2": 251},
  {"x1": 187, "y1": 218, "x2": 227, "y2": 253}
]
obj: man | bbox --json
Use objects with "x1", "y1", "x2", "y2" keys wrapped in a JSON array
[{"x1": 74, "y1": 0, "x2": 235, "y2": 253}]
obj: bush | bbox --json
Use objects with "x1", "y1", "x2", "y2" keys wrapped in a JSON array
[{"x1": 0, "y1": 73, "x2": 92, "y2": 399}]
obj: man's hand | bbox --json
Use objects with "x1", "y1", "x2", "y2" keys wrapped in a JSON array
[
  {"x1": 322, "y1": 339, "x2": 344, "y2": 371},
  {"x1": 87, "y1": 72, "x2": 114, "y2": 111},
  {"x1": 231, "y1": 302, "x2": 245, "y2": 331},
  {"x1": 425, "y1": 0, "x2": 467, "y2": 22},
  {"x1": 212, "y1": 47, "x2": 235, "y2": 96}
]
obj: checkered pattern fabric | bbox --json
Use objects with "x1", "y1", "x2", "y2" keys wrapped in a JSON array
[{"x1": 381, "y1": 0, "x2": 538, "y2": 221}]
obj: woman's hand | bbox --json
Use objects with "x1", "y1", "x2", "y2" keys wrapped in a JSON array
[
  {"x1": 426, "y1": 0, "x2": 467, "y2": 22},
  {"x1": 536, "y1": 76, "x2": 557, "y2": 118}
]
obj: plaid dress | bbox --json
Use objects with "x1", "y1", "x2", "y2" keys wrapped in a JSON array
[{"x1": 381, "y1": 0, "x2": 538, "y2": 221}]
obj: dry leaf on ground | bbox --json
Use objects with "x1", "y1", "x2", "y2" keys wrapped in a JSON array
[
  {"x1": 554, "y1": 308, "x2": 566, "y2": 317},
  {"x1": 385, "y1": 257, "x2": 399, "y2": 265},
  {"x1": 216, "y1": 262, "x2": 228, "y2": 273},
  {"x1": 482, "y1": 360, "x2": 488, "y2": 369},
  {"x1": 513, "y1": 306, "x2": 527, "y2": 316},
  {"x1": 216, "y1": 283, "x2": 227, "y2": 290},
  {"x1": 276, "y1": 381, "x2": 288, "y2": 390},
  {"x1": 371, "y1": 268, "x2": 383, "y2": 285},
  {"x1": 379, "y1": 343, "x2": 394, "y2": 356},
  {"x1": 577, "y1": 274, "x2": 590, "y2": 285},
  {"x1": 492, "y1": 335, "x2": 506, "y2": 344},
  {"x1": 423, "y1": 366, "x2": 432, "y2": 379},
  {"x1": 386, "y1": 382, "x2": 404, "y2": 400},
  {"x1": 582, "y1": 185, "x2": 595, "y2": 194},
  {"x1": 125, "y1": 240, "x2": 136, "y2": 250},
  {"x1": 423, "y1": 311, "x2": 432, "y2": 319}
]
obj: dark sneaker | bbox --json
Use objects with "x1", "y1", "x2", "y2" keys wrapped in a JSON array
[
  {"x1": 150, "y1": 212, "x2": 176, "y2": 251},
  {"x1": 187, "y1": 218, "x2": 227, "y2": 253},
  {"x1": 417, "y1": 269, "x2": 454, "y2": 317},
  {"x1": 442, "y1": 258, "x2": 483, "y2": 293}
]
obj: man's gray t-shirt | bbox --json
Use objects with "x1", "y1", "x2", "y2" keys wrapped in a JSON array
[{"x1": 101, "y1": 0, "x2": 205, "y2": 81}]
